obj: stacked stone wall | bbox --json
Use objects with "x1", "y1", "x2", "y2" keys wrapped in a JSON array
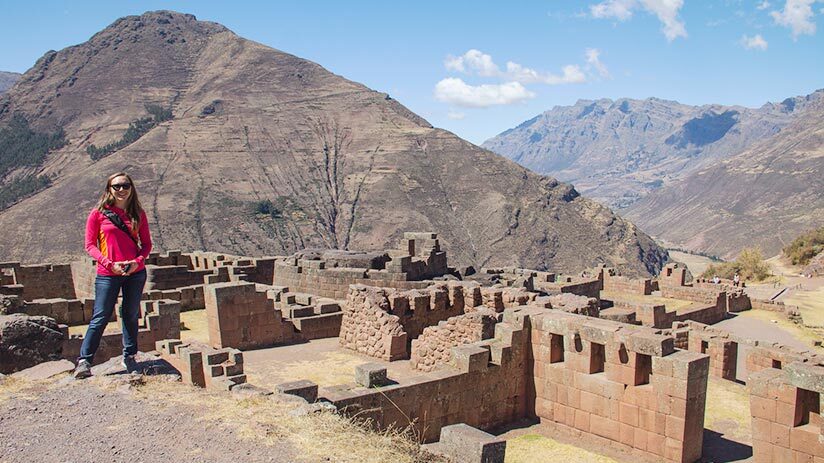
[
  {"x1": 205, "y1": 282, "x2": 299, "y2": 350},
  {"x1": 0, "y1": 262, "x2": 77, "y2": 301},
  {"x1": 338, "y1": 285, "x2": 409, "y2": 361},
  {"x1": 144, "y1": 284, "x2": 205, "y2": 311},
  {"x1": 531, "y1": 311, "x2": 709, "y2": 463},
  {"x1": 323, "y1": 307, "x2": 537, "y2": 442},
  {"x1": 749, "y1": 363, "x2": 824, "y2": 462},
  {"x1": 70, "y1": 259, "x2": 97, "y2": 299},
  {"x1": 62, "y1": 299, "x2": 181, "y2": 364},
  {"x1": 145, "y1": 265, "x2": 214, "y2": 291},
  {"x1": 410, "y1": 309, "x2": 499, "y2": 372},
  {"x1": 156, "y1": 339, "x2": 246, "y2": 391},
  {"x1": 603, "y1": 273, "x2": 653, "y2": 295}
]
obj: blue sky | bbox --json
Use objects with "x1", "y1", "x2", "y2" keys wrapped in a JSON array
[{"x1": 1, "y1": 0, "x2": 822, "y2": 144}]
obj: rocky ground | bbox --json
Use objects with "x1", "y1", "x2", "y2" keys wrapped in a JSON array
[{"x1": 0, "y1": 357, "x2": 441, "y2": 463}]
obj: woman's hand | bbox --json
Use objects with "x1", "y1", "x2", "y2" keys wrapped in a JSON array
[
  {"x1": 121, "y1": 260, "x2": 138, "y2": 275},
  {"x1": 112, "y1": 261, "x2": 137, "y2": 276},
  {"x1": 111, "y1": 262, "x2": 126, "y2": 275}
]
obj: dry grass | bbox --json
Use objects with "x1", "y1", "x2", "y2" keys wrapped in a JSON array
[
  {"x1": 180, "y1": 309, "x2": 209, "y2": 343},
  {"x1": 133, "y1": 379, "x2": 440, "y2": 463},
  {"x1": 783, "y1": 287, "x2": 824, "y2": 328},
  {"x1": 0, "y1": 376, "x2": 38, "y2": 404},
  {"x1": 703, "y1": 378, "x2": 751, "y2": 441},
  {"x1": 68, "y1": 319, "x2": 120, "y2": 337},
  {"x1": 600, "y1": 291, "x2": 695, "y2": 312},
  {"x1": 245, "y1": 350, "x2": 371, "y2": 390},
  {"x1": 504, "y1": 433, "x2": 618, "y2": 463}
]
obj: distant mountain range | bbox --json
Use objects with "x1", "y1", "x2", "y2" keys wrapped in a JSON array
[
  {"x1": 0, "y1": 72, "x2": 21, "y2": 94},
  {"x1": 625, "y1": 96, "x2": 824, "y2": 259},
  {"x1": 483, "y1": 91, "x2": 823, "y2": 209},
  {"x1": 0, "y1": 11, "x2": 667, "y2": 276}
]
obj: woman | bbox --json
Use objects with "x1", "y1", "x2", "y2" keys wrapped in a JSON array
[{"x1": 73, "y1": 172, "x2": 152, "y2": 379}]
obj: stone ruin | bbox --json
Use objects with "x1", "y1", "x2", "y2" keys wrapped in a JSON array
[{"x1": 2, "y1": 233, "x2": 822, "y2": 463}]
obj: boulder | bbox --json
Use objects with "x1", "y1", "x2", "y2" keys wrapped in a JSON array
[
  {"x1": 0, "y1": 314, "x2": 64, "y2": 374},
  {"x1": 0, "y1": 294, "x2": 25, "y2": 315}
]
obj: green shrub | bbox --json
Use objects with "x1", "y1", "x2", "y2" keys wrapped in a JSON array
[
  {"x1": 87, "y1": 104, "x2": 173, "y2": 160},
  {"x1": 0, "y1": 175, "x2": 51, "y2": 210},
  {"x1": 700, "y1": 247, "x2": 771, "y2": 282},
  {"x1": 0, "y1": 113, "x2": 66, "y2": 177},
  {"x1": 783, "y1": 227, "x2": 824, "y2": 265},
  {"x1": 253, "y1": 199, "x2": 282, "y2": 218}
]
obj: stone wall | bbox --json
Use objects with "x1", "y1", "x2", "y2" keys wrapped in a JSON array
[
  {"x1": 603, "y1": 272, "x2": 654, "y2": 296},
  {"x1": 410, "y1": 309, "x2": 499, "y2": 372},
  {"x1": 545, "y1": 293, "x2": 599, "y2": 317},
  {"x1": 531, "y1": 310, "x2": 709, "y2": 463},
  {"x1": 62, "y1": 299, "x2": 181, "y2": 364},
  {"x1": 204, "y1": 282, "x2": 298, "y2": 350},
  {"x1": 70, "y1": 259, "x2": 97, "y2": 299},
  {"x1": 338, "y1": 285, "x2": 409, "y2": 361},
  {"x1": 687, "y1": 325, "x2": 738, "y2": 380},
  {"x1": 145, "y1": 265, "x2": 214, "y2": 291},
  {"x1": 660, "y1": 285, "x2": 751, "y2": 313},
  {"x1": 659, "y1": 263, "x2": 687, "y2": 287},
  {"x1": 749, "y1": 363, "x2": 823, "y2": 462},
  {"x1": 144, "y1": 284, "x2": 205, "y2": 311},
  {"x1": 323, "y1": 307, "x2": 538, "y2": 443},
  {"x1": 156, "y1": 339, "x2": 246, "y2": 391},
  {"x1": 0, "y1": 262, "x2": 77, "y2": 301},
  {"x1": 339, "y1": 282, "x2": 532, "y2": 362}
]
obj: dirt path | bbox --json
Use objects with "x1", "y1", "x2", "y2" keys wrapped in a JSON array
[{"x1": 0, "y1": 376, "x2": 298, "y2": 463}]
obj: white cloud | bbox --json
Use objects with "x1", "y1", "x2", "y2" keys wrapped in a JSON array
[
  {"x1": 504, "y1": 62, "x2": 587, "y2": 84},
  {"x1": 444, "y1": 49, "x2": 587, "y2": 85},
  {"x1": 770, "y1": 0, "x2": 817, "y2": 39},
  {"x1": 444, "y1": 49, "x2": 500, "y2": 76},
  {"x1": 740, "y1": 34, "x2": 769, "y2": 49},
  {"x1": 590, "y1": 0, "x2": 688, "y2": 41},
  {"x1": 434, "y1": 78, "x2": 535, "y2": 108},
  {"x1": 757, "y1": 1, "x2": 771, "y2": 10},
  {"x1": 447, "y1": 110, "x2": 466, "y2": 120},
  {"x1": 585, "y1": 48, "x2": 611, "y2": 78},
  {"x1": 591, "y1": 0, "x2": 636, "y2": 20}
]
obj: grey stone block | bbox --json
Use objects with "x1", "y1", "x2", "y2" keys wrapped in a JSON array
[
  {"x1": 275, "y1": 379, "x2": 318, "y2": 402},
  {"x1": 355, "y1": 363, "x2": 388, "y2": 387}
]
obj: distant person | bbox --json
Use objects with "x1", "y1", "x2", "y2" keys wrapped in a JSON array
[
  {"x1": 73, "y1": 172, "x2": 152, "y2": 379},
  {"x1": 733, "y1": 273, "x2": 740, "y2": 287},
  {"x1": 712, "y1": 275, "x2": 720, "y2": 285}
]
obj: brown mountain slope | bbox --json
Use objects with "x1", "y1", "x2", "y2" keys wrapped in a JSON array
[
  {"x1": 625, "y1": 98, "x2": 824, "y2": 259},
  {"x1": 0, "y1": 72, "x2": 21, "y2": 95},
  {"x1": 0, "y1": 11, "x2": 667, "y2": 275}
]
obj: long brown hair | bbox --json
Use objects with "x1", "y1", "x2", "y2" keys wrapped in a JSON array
[{"x1": 96, "y1": 172, "x2": 144, "y2": 233}]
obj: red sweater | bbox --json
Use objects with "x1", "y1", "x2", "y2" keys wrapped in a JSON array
[{"x1": 85, "y1": 206, "x2": 152, "y2": 276}]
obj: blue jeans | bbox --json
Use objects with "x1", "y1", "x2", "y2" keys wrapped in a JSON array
[{"x1": 79, "y1": 270, "x2": 147, "y2": 363}]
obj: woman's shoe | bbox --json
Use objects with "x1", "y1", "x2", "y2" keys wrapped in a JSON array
[{"x1": 73, "y1": 360, "x2": 92, "y2": 379}]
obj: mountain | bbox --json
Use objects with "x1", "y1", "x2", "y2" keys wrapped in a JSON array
[
  {"x1": 0, "y1": 11, "x2": 667, "y2": 276},
  {"x1": 625, "y1": 97, "x2": 824, "y2": 259},
  {"x1": 483, "y1": 92, "x2": 823, "y2": 209},
  {"x1": 0, "y1": 72, "x2": 21, "y2": 95}
]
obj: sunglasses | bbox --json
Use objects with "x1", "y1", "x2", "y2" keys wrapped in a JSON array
[{"x1": 111, "y1": 183, "x2": 132, "y2": 191}]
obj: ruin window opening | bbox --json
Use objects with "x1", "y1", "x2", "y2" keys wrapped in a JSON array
[
  {"x1": 700, "y1": 341, "x2": 708, "y2": 354},
  {"x1": 634, "y1": 353, "x2": 652, "y2": 386},
  {"x1": 771, "y1": 359, "x2": 782, "y2": 369},
  {"x1": 794, "y1": 389, "x2": 820, "y2": 427},
  {"x1": 618, "y1": 344, "x2": 629, "y2": 364},
  {"x1": 550, "y1": 334, "x2": 564, "y2": 363},
  {"x1": 589, "y1": 342, "x2": 605, "y2": 374}
]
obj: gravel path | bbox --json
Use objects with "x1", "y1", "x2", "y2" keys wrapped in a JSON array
[{"x1": 0, "y1": 376, "x2": 297, "y2": 463}]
